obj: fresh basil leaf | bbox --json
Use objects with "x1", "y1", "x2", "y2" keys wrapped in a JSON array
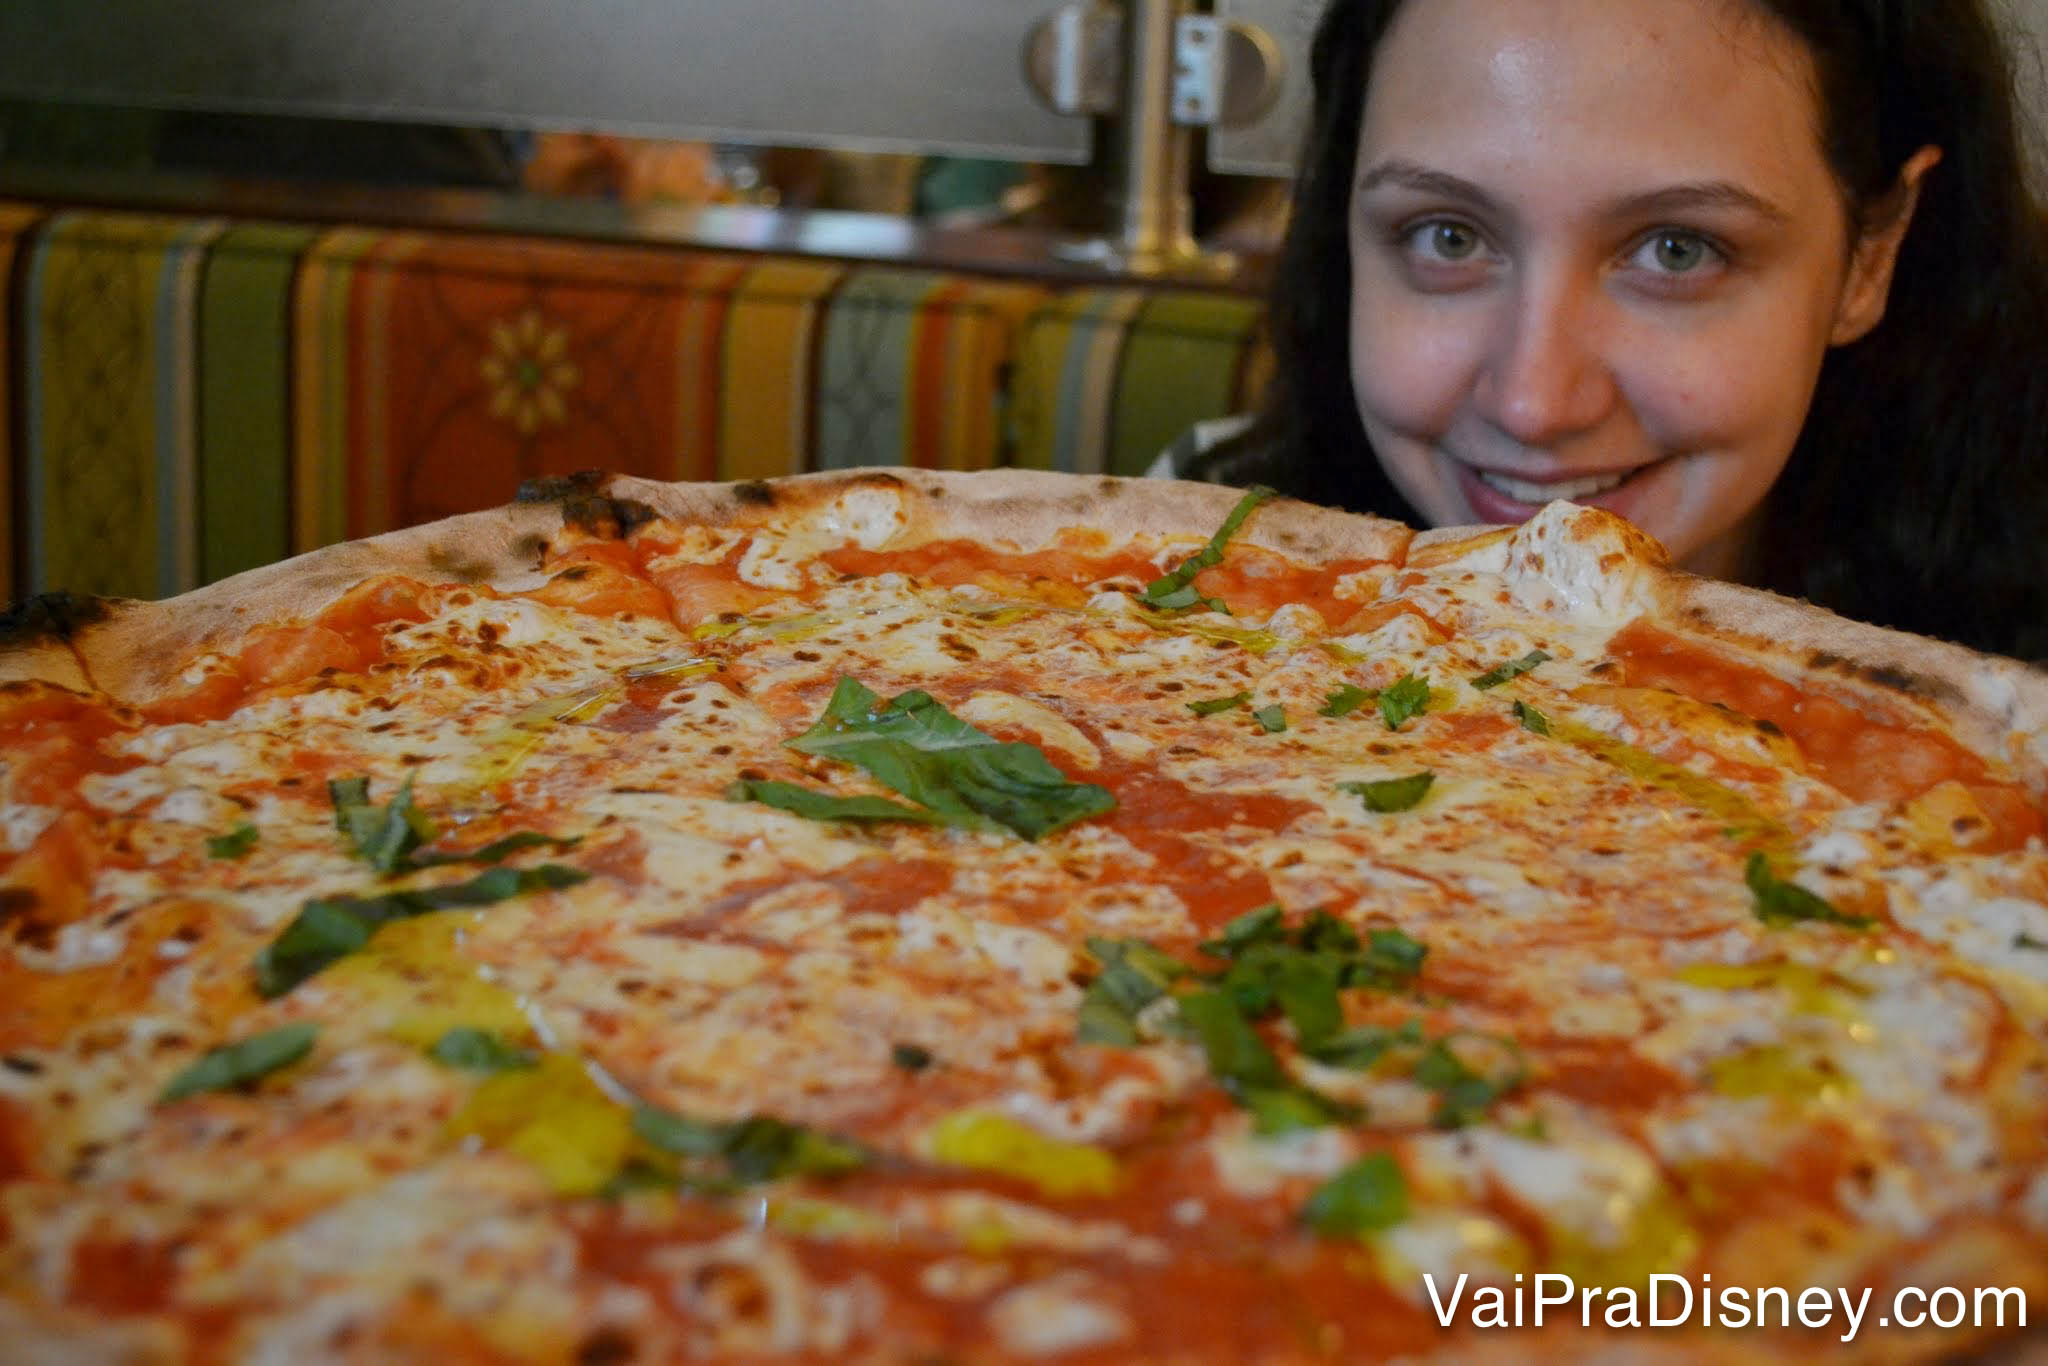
[
  {"x1": 1295, "y1": 909, "x2": 1361, "y2": 956},
  {"x1": 602, "y1": 1158, "x2": 709, "y2": 1199},
  {"x1": 207, "y1": 822, "x2": 259, "y2": 860},
  {"x1": 330, "y1": 774, "x2": 580, "y2": 873},
  {"x1": 1199, "y1": 903, "x2": 1285, "y2": 959},
  {"x1": 1178, "y1": 988, "x2": 1290, "y2": 1092},
  {"x1": 632, "y1": 1103, "x2": 729, "y2": 1159},
  {"x1": 1147, "y1": 583, "x2": 1223, "y2": 613},
  {"x1": 160, "y1": 1021, "x2": 317, "y2": 1103},
  {"x1": 254, "y1": 900, "x2": 384, "y2": 999},
  {"x1": 796, "y1": 677, "x2": 986, "y2": 756},
  {"x1": 1138, "y1": 485, "x2": 1276, "y2": 612},
  {"x1": 1238, "y1": 1084, "x2": 1356, "y2": 1136},
  {"x1": 1268, "y1": 953, "x2": 1345, "y2": 1049},
  {"x1": 2015, "y1": 932, "x2": 2048, "y2": 952},
  {"x1": 1253, "y1": 705, "x2": 1288, "y2": 734},
  {"x1": 1348, "y1": 927, "x2": 1428, "y2": 990},
  {"x1": 1513, "y1": 700, "x2": 1552, "y2": 736},
  {"x1": 1470, "y1": 650, "x2": 1551, "y2": 690},
  {"x1": 1339, "y1": 772, "x2": 1435, "y2": 813},
  {"x1": 788, "y1": 678, "x2": 1115, "y2": 841},
  {"x1": 326, "y1": 777, "x2": 370, "y2": 831},
  {"x1": 254, "y1": 863, "x2": 590, "y2": 997},
  {"x1": 1410, "y1": 1033, "x2": 1526, "y2": 1129},
  {"x1": 728, "y1": 778, "x2": 945, "y2": 826},
  {"x1": 1318, "y1": 685, "x2": 1376, "y2": 718},
  {"x1": 334, "y1": 773, "x2": 438, "y2": 874},
  {"x1": 1187, "y1": 691, "x2": 1251, "y2": 717},
  {"x1": 407, "y1": 831, "x2": 586, "y2": 868},
  {"x1": 1302, "y1": 1152, "x2": 1408, "y2": 1236},
  {"x1": 1214, "y1": 941, "x2": 1348, "y2": 1050},
  {"x1": 1745, "y1": 853, "x2": 1873, "y2": 930},
  {"x1": 891, "y1": 1042, "x2": 934, "y2": 1071},
  {"x1": 427, "y1": 1028, "x2": 538, "y2": 1072},
  {"x1": 1307, "y1": 1020, "x2": 1425, "y2": 1070},
  {"x1": 1377, "y1": 675, "x2": 1430, "y2": 731},
  {"x1": 721, "y1": 1115, "x2": 866, "y2": 1182},
  {"x1": 1214, "y1": 954, "x2": 1276, "y2": 1018},
  {"x1": 1077, "y1": 937, "x2": 1187, "y2": 1045}
]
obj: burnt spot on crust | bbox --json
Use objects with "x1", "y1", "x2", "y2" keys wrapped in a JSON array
[
  {"x1": 0, "y1": 886, "x2": 54, "y2": 950},
  {"x1": 515, "y1": 471, "x2": 658, "y2": 539},
  {"x1": 425, "y1": 546, "x2": 500, "y2": 584},
  {"x1": 731, "y1": 481, "x2": 777, "y2": 507},
  {"x1": 0, "y1": 591, "x2": 114, "y2": 646},
  {"x1": 0, "y1": 886, "x2": 35, "y2": 926},
  {"x1": 1806, "y1": 650, "x2": 1955, "y2": 704},
  {"x1": 574, "y1": 1327, "x2": 638, "y2": 1366},
  {"x1": 516, "y1": 470, "x2": 610, "y2": 504}
]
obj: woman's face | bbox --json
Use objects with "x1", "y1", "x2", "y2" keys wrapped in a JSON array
[{"x1": 1347, "y1": 0, "x2": 1918, "y2": 576}]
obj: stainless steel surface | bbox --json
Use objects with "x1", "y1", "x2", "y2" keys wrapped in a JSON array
[
  {"x1": 0, "y1": 162, "x2": 1274, "y2": 290},
  {"x1": 0, "y1": 0, "x2": 1091, "y2": 164},
  {"x1": 5, "y1": 0, "x2": 2041, "y2": 192},
  {"x1": 1216, "y1": 20, "x2": 1286, "y2": 129},
  {"x1": 1209, "y1": 0, "x2": 1318, "y2": 174},
  {"x1": 1024, "y1": 4, "x2": 1124, "y2": 118}
]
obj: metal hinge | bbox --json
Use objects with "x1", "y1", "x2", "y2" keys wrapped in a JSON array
[{"x1": 1024, "y1": 3, "x2": 1282, "y2": 129}]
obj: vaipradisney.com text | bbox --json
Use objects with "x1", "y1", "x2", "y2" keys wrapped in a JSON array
[{"x1": 1425, "y1": 1273, "x2": 2028, "y2": 1343}]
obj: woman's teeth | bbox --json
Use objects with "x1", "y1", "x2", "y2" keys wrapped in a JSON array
[{"x1": 1476, "y1": 467, "x2": 1632, "y2": 503}]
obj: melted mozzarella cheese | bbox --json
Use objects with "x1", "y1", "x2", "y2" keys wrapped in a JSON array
[{"x1": 987, "y1": 1273, "x2": 1131, "y2": 1356}]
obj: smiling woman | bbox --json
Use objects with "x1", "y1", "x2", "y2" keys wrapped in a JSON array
[{"x1": 1167, "y1": 0, "x2": 2048, "y2": 660}]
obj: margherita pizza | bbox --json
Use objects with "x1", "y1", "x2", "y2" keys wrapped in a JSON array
[{"x1": 4, "y1": 468, "x2": 2047, "y2": 1362}]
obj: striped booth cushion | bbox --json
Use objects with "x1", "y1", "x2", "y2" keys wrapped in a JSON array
[{"x1": 0, "y1": 202, "x2": 1268, "y2": 602}]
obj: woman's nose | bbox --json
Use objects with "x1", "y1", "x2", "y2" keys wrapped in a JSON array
[{"x1": 1472, "y1": 276, "x2": 1618, "y2": 447}]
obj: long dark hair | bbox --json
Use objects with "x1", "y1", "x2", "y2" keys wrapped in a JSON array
[{"x1": 1210, "y1": 0, "x2": 2048, "y2": 659}]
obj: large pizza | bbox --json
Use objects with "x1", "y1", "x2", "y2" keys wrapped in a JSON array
[{"x1": 4, "y1": 468, "x2": 2046, "y2": 1363}]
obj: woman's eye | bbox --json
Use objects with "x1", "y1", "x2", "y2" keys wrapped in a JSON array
[
  {"x1": 1633, "y1": 230, "x2": 1720, "y2": 274},
  {"x1": 1405, "y1": 220, "x2": 1484, "y2": 262}
]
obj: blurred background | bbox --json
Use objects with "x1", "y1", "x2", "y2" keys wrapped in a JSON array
[{"x1": 0, "y1": 1, "x2": 2041, "y2": 605}]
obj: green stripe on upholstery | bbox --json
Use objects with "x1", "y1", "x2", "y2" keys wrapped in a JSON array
[
  {"x1": 814, "y1": 268, "x2": 939, "y2": 471},
  {"x1": 200, "y1": 222, "x2": 318, "y2": 584},
  {"x1": 152, "y1": 216, "x2": 228, "y2": 595},
  {"x1": 1054, "y1": 290, "x2": 1146, "y2": 474},
  {"x1": 25, "y1": 212, "x2": 193, "y2": 599},
  {"x1": 1107, "y1": 291, "x2": 1262, "y2": 476},
  {"x1": 293, "y1": 227, "x2": 386, "y2": 552},
  {"x1": 1009, "y1": 290, "x2": 1147, "y2": 474}
]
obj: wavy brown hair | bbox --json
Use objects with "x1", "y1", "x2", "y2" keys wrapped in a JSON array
[{"x1": 1204, "y1": 0, "x2": 2048, "y2": 659}]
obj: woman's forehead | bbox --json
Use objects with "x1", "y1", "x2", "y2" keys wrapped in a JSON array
[{"x1": 1355, "y1": 0, "x2": 1831, "y2": 204}]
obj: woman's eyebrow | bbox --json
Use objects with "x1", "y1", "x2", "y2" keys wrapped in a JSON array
[
  {"x1": 1356, "y1": 159, "x2": 1498, "y2": 209},
  {"x1": 1610, "y1": 182, "x2": 1793, "y2": 224}
]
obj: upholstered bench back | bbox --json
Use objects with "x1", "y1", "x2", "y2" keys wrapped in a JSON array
[{"x1": 1, "y1": 202, "x2": 1268, "y2": 602}]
